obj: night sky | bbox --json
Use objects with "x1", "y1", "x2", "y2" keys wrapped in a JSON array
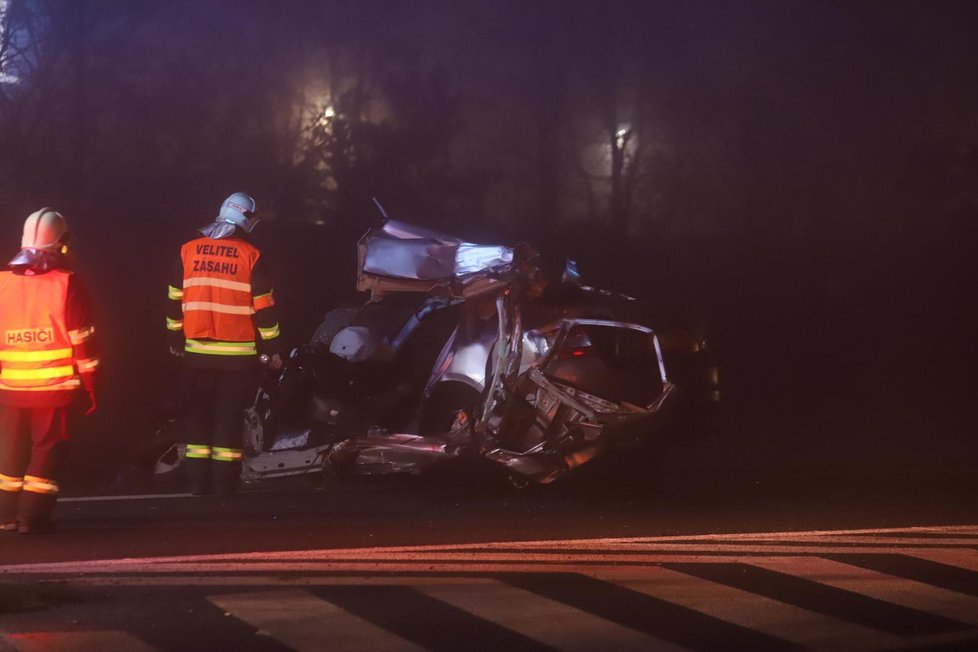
[{"x1": 0, "y1": 0, "x2": 975, "y2": 484}]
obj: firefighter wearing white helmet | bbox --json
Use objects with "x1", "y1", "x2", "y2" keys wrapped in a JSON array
[
  {"x1": 199, "y1": 192, "x2": 261, "y2": 240},
  {"x1": 0, "y1": 209, "x2": 100, "y2": 534},
  {"x1": 165, "y1": 193, "x2": 283, "y2": 495}
]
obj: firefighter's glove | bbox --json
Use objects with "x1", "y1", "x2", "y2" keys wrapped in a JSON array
[
  {"x1": 168, "y1": 345, "x2": 185, "y2": 358},
  {"x1": 80, "y1": 373, "x2": 98, "y2": 416},
  {"x1": 84, "y1": 392, "x2": 97, "y2": 417}
]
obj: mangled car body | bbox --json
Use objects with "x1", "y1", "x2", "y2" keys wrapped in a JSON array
[{"x1": 138, "y1": 220, "x2": 718, "y2": 487}]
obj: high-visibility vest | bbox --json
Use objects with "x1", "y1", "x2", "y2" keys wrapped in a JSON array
[
  {"x1": 0, "y1": 269, "x2": 81, "y2": 392},
  {"x1": 178, "y1": 237, "x2": 271, "y2": 355}
]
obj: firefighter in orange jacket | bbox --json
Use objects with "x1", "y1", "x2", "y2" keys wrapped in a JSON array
[
  {"x1": 167, "y1": 193, "x2": 282, "y2": 495},
  {"x1": 0, "y1": 209, "x2": 99, "y2": 534}
]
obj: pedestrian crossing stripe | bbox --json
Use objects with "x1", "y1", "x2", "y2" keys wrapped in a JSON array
[
  {"x1": 614, "y1": 568, "x2": 901, "y2": 651},
  {"x1": 5, "y1": 579, "x2": 978, "y2": 652},
  {"x1": 2, "y1": 526, "x2": 978, "y2": 652},
  {"x1": 415, "y1": 581, "x2": 689, "y2": 652},
  {"x1": 905, "y1": 548, "x2": 978, "y2": 572},
  {"x1": 209, "y1": 589, "x2": 429, "y2": 652},
  {"x1": 748, "y1": 556, "x2": 978, "y2": 627}
]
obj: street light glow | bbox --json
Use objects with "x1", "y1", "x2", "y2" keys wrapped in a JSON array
[
  {"x1": 615, "y1": 123, "x2": 631, "y2": 150},
  {"x1": 317, "y1": 105, "x2": 336, "y2": 128}
]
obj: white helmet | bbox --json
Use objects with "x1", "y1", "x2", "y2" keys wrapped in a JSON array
[
  {"x1": 21, "y1": 208, "x2": 68, "y2": 251},
  {"x1": 218, "y1": 192, "x2": 259, "y2": 233}
]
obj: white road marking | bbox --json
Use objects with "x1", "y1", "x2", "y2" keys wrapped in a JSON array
[
  {"x1": 208, "y1": 589, "x2": 426, "y2": 652},
  {"x1": 3, "y1": 524, "x2": 978, "y2": 576},
  {"x1": 599, "y1": 567, "x2": 901, "y2": 652},
  {"x1": 3, "y1": 526, "x2": 977, "y2": 652},
  {"x1": 904, "y1": 548, "x2": 978, "y2": 572},
  {"x1": 418, "y1": 579, "x2": 687, "y2": 652},
  {"x1": 0, "y1": 551, "x2": 953, "y2": 576},
  {"x1": 15, "y1": 575, "x2": 507, "y2": 587},
  {"x1": 749, "y1": 556, "x2": 978, "y2": 626},
  {"x1": 0, "y1": 557, "x2": 809, "y2": 577},
  {"x1": 612, "y1": 536, "x2": 978, "y2": 546},
  {"x1": 60, "y1": 493, "x2": 193, "y2": 502}
]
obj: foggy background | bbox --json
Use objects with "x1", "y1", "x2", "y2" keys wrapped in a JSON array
[{"x1": 1, "y1": 0, "x2": 975, "y2": 486}]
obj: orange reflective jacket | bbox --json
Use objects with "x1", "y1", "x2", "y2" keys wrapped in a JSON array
[
  {"x1": 0, "y1": 269, "x2": 81, "y2": 394},
  {"x1": 180, "y1": 237, "x2": 270, "y2": 348}
]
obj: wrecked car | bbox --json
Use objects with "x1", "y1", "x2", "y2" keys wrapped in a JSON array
[{"x1": 133, "y1": 220, "x2": 719, "y2": 488}]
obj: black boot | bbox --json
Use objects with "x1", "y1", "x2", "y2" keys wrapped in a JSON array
[
  {"x1": 212, "y1": 461, "x2": 241, "y2": 496},
  {"x1": 0, "y1": 489, "x2": 19, "y2": 528},
  {"x1": 18, "y1": 491, "x2": 56, "y2": 534},
  {"x1": 185, "y1": 457, "x2": 212, "y2": 495}
]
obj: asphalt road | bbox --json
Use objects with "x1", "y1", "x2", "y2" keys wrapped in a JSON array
[
  {"x1": 2, "y1": 439, "x2": 978, "y2": 563},
  {"x1": 1, "y1": 445, "x2": 977, "y2": 651},
  {"x1": 2, "y1": 514, "x2": 977, "y2": 651}
]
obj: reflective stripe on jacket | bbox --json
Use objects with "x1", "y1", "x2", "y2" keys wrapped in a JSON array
[
  {"x1": 180, "y1": 237, "x2": 264, "y2": 350},
  {"x1": 0, "y1": 269, "x2": 81, "y2": 392}
]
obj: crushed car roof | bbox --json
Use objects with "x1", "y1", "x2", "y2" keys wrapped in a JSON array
[{"x1": 357, "y1": 220, "x2": 518, "y2": 299}]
